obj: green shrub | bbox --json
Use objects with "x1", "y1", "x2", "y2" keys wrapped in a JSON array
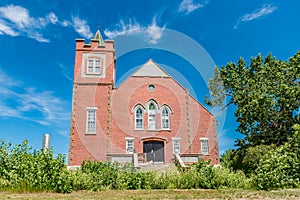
[
  {"x1": 75, "y1": 160, "x2": 156, "y2": 190},
  {"x1": 159, "y1": 160, "x2": 250, "y2": 190},
  {"x1": 0, "y1": 140, "x2": 72, "y2": 193},
  {"x1": 252, "y1": 124, "x2": 300, "y2": 190}
]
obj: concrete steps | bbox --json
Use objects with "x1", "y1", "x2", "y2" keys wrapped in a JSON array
[{"x1": 137, "y1": 163, "x2": 178, "y2": 173}]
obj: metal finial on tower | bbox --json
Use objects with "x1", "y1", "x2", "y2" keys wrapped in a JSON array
[{"x1": 92, "y1": 24, "x2": 105, "y2": 46}]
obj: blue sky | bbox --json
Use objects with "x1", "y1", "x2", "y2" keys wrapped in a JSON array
[{"x1": 0, "y1": 0, "x2": 299, "y2": 158}]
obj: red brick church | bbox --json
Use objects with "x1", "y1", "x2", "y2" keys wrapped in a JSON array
[{"x1": 68, "y1": 29, "x2": 219, "y2": 167}]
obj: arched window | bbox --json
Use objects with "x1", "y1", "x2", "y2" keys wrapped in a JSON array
[
  {"x1": 148, "y1": 103, "x2": 156, "y2": 130},
  {"x1": 161, "y1": 107, "x2": 170, "y2": 129},
  {"x1": 135, "y1": 107, "x2": 143, "y2": 129}
]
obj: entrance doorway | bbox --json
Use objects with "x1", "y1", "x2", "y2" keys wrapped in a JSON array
[{"x1": 143, "y1": 141, "x2": 164, "y2": 163}]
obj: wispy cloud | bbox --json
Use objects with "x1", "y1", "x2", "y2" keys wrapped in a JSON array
[
  {"x1": 0, "y1": 5, "x2": 31, "y2": 29},
  {"x1": 0, "y1": 4, "x2": 93, "y2": 42},
  {"x1": 104, "y1": 17, "x2": 165, "y2": 44},
  {"x1": 58, "y1": 63, "x2": 73, "y2": 82},
  {"x1": 234, "y1": 4, "x2": 277, "y2": 29},
  {"x1": 104, "y1": 19, "x2": 142, "y2": 38},
  {"x1": 178, "y1": 0, "x2": 209, "y2": 14},
  {"x1": 146, "y1": 18, "x2": 165, "y2": 44},
  {"x1": 0, "y1": 19, "x2": 19, "y2": 36},
  {"x1": 71, "y1": 16, "x2": 93, "y2": 39},
  {"x1": 0, "y1": 4, "x2": 51, "y2": 42},
  {"x1": 0, "y1": 68, "x2": 70, "y2": 129}
]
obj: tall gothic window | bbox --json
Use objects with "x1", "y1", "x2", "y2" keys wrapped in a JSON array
[
  {"x1": 148, "y1": 103, "x2": 156, "y2": 130},
  {"x1": 161, "y1": 107, "x2": 170, "y2": 129},
  {"x1": 135, "y1": 107, "x2": 143, "y2": 129}
]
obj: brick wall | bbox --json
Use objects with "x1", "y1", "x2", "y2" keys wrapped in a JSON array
[{"x1": 68, "y1": 39, "x2": 219, "y2": 166}]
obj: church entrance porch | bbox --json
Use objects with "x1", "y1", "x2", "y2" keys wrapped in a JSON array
[{"x1": 143, "y1": 141, "x2": 164, "y2": 163}]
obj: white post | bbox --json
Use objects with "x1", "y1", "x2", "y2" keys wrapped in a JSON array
[
  {"x1": 133, "y1": 153, "x2": 139, "y2": 168},
  {"x1": 42, "y1": 133, "x2": 50, "y2": 150}
]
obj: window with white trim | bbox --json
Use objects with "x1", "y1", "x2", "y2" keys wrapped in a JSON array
[
  {"x1": 148, "y1": 103, "x2": 156, "y2": 130},
  {"x1": 161, "y1": 107, "x2": 170, "y2": 129},
  {"x1": 87, "y1": 58, "x2": 101, "y2": 74},
  {"x1": 135, "y1": 107, "x2": 143, "y2": 129},
  {"x1": 86, "y1": 107, "x2": 97, "y2": 134},
  {"x1": 200, "y1": 138, "x2": 209, "y2": 155},
  {"x1": 172, "y1": 138, "x2": 181, "y2": 154},
  {"x1": 126, "y1": 138, "x2": 134, "y2": 154}
]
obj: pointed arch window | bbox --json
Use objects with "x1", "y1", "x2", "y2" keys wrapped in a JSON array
[
  {"x1": 148, "y1": 103, "x2": 156, "y2": 130},
  {"x1": 161, "y1": 107, "x2": 170, "y2": 129},
  {"x1": 135, "y1": 107, "x2": 143, "y2": 129}
]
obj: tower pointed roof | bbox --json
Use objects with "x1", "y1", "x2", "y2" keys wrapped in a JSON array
[{"x1": 92, "y1": 25, "x2": 105, "y2": 46}]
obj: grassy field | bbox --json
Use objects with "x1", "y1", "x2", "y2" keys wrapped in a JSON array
[{"x1": 1, "y1": 189, "x2": 300, "y2": 200}]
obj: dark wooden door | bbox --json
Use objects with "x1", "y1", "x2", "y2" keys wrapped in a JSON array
[{"x1": 143, "y1": 141, "x2": 164, "y2": 162}]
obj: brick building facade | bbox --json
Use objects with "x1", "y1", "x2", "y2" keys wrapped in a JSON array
[{"x1": 68, "y1": 29, "x2": 219, "y2": 166}]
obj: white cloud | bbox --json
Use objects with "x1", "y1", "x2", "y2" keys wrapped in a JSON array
[
  {"x1": 0, "y1": 4, "x2": 93, "y2": 42},
  {"x1": 71, "y1": 16, "x2": 93, "y2": 39},
  {"x1": 27, "y1": 31, "x2": 50, "y2": 43},
  {"x1": 104, "y1": 19, "x2": 141, "y2": 38},
  {"x1": 178, "y1": 0, "x2": 209, "y2": 14},
  {"x1": 146, "y1": 18, "x2": 165, "y2": 44},
  {"x1": 0, "y1": 20, "x2": 18, "y2": 36},
  {"x1": 234, "y1": 4, "x2": 277, "y2": 29},
  {"x1": 104, "y1": 17, "x2": 165, "y2": 44},
  {"x1": 47, "y1": 12, "x2": 58, "y2": 24},
  {"x1": 61, "y1": 20, "x2": 71, "y2": 27},
  {"x1": 0, "y1": 68, "x2": 20, "y2": 87},
  {"x1": 0, "y1": 5, "x2": 31, "y2": 29},
  {"x1": 0, "y1": 68, "x2": 70, "y2": 128},
  {"x1": 0, "y1": 4, "x2": 51, "y2": 42}
]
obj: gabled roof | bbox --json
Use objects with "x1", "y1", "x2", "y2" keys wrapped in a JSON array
[
  {"x1": 116, "y1": 59, "x2": 213, "y2": 115},
  {"x1": 131, "y1": 59, "x2": 170, "y2": 77}
]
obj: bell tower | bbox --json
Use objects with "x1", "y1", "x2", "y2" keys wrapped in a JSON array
[
  {"x1": 73, "y1": 26, "x2": 115, "y2": 85},
  {"x1": 68, "y1": 27, "x2": 115, "y2": 166}
]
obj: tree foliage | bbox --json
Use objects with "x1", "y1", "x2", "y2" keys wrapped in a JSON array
[
  {"x1": 206, "y1": 51, "x2": 300, "y2": 148},
  {"x1": 252, "y1": 124, "x2": 300, "y2": 190}
]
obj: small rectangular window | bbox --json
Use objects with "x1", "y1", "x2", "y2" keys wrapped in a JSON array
[
  {"x1": 86, "y1": 107, "x2": 97, "y2": 134},
  {"x1": 200, "y1": 138, "x2": 209, "y2": 155},
  {"x1": 87, "y1": 58, "x2": 101, "y2": 74},
  {"x1": 126, "y1": 138, "x2": 134, "y2": 154},
  {"x1": 172, "y1": 138, "x2": 181, "y2": 154}
]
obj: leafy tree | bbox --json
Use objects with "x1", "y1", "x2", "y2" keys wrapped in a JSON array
[{"x1": 206, "y1": 51, "x2": 300, "y2": 148}]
